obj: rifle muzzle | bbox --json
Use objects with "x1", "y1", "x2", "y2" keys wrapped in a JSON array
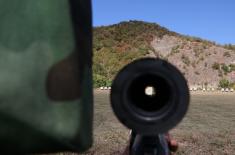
[{"x1": 110, "y1": 58, "x2": 189, "y2": 134}]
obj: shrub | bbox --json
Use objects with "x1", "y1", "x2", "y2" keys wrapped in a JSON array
[
  {"x1": 229, "y1": 64, "x2": 235, "y2": 71},
  {"x1": 223, "y1": 44, "x2": 235, "y2": 51},
  {"x1": 219, "y1": 79, "x2": 230, "y2": 88},
  {"x1": 171, "y1": 45, "x2": 180, "y2": 54},
  {"x1": 212, "y1": 63, "x2": 220, "y2": 70},
  {"x1": 93, "y1": 74, "x2": 107, "y2": 88},
  {"x1": 181, "y1": 54, "x2": 190, "y2": 66},
  {"x1": 221, "y1": 64, "x2": 230, "y2": 74},
  {"x1": 231, "y1": 83, "x2": 235, "y2": 89}
]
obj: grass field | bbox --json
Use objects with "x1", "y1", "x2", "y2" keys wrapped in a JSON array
[{"x1": 51, "y1": 91, "x2": 235, "y2": 155}]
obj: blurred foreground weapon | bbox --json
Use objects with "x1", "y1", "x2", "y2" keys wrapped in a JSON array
[{"x1": 111, "y1": 58, "x2": 189, "y2": 155}]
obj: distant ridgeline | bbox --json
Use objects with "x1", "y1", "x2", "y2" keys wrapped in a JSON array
[{"x1": 93, "y1": 21, "x2": 235, "y2": 89}]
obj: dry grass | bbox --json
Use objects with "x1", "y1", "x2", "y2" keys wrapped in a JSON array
[
  {"x1": 172, "y1": 94, "x2": 235, "y2": 155},
  {"x1": 48, "y1": 91, "x2": 235, "y2": 155}
]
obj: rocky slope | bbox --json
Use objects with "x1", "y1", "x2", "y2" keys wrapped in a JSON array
[{"x1": 93, "y1": 21, "x2": 235, "y2": 88}]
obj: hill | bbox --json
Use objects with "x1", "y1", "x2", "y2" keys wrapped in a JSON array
[{"x1": 93, "y1": 21, "x2": 235, "y2": 89}]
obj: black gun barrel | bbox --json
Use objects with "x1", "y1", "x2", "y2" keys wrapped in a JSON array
[{"x1": 110, "y1": 58, "x2": 189, "y2": 135}]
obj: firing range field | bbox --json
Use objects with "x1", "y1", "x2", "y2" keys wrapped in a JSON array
[{"x1": 51, "y1": 91, "x2": 235, "y2": 155}]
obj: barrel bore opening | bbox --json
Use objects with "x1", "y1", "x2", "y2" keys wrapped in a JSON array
[
  {"x1": 128, "y1": 74, "x2": 172, "y2": 113},
  {"x1": 145, "y1": 86, "x2": 156, "y2": 97}
]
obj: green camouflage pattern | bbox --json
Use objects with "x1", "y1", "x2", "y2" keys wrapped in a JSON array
[{"x1": 0, "y1": 0, "x2": 93, "y2": 154}]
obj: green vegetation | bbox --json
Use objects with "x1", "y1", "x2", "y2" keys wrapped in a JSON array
[
  {"x1": 93, "y1": 21, "x2": 177, "y2": 87},
  {"x1": 171, "y1": 45, "x2": 180, "y2": 54},
  {"x1": 93, "y1": 74, "x2": 112, "y2": 88},
  {"x1": 183, "y1": 35, "x2": 214, "y2": 45},
  {"x1": 212, "y1": 63, "x2": 235, "y2": 76},
  {"x1": 223, "y1": 44, "x2": 235, "y2": 51},
  {"x1": 221, "y1": 64, "x2": 230, "y2": 75},
  {"x1": 93, "y1": 47, "x2": 144, "y2": 87},
  {"x1": 218, "y1": 78, "x2": 235, "y2": 89},
  {"x1": 219, "y1": 79, "x2": 230, "y2": 88},
  {"x1": 231, "y1": 83, "x2": 235, "y2": 90},
  {"x1": 92, "y1": 21, "x2": 235, "y2": 88}
]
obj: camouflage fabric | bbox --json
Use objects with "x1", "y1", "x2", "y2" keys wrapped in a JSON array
[{"x1": 0, "y1": 0, "x2": 93, "y2": 154}]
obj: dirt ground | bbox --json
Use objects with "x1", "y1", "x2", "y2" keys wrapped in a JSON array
[{"x1": 49, "y1": 91, "x2": 235, "y2": 155}]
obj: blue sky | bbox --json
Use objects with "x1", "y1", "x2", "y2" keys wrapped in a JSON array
[{"x1": 92, "y1": 0, "x2": 235, "y2": 44}]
